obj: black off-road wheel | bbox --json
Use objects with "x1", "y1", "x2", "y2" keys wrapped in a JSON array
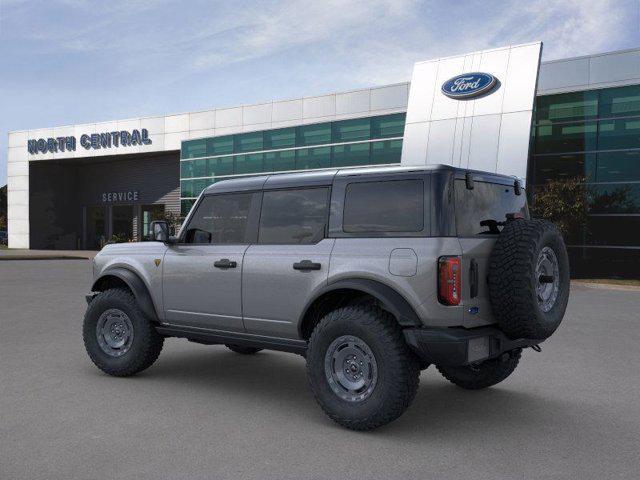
[
  {"x1": 83, "y1": 288, "x2": 164, "y2": 376},
  {"x1": 437, "y1": 349, "x2": 522, "y2": 390},
  {"x1": 488, "y1": 219, "x2": 570, "y2": 340},
  {"x1": 225, "y1": 344, "x2": 263, "y2": 355},
  {"x1": 306, "y1": 304, "x2": 420, "y2": 431}
]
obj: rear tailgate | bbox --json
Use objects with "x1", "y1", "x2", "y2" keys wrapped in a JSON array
[{"x1": 454, "y1": 178, "x2": 528, "y2": 328}]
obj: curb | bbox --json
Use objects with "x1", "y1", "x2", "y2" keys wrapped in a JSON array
[{"x1": 571, "y1": 280, "x2": 640, "y2": 292}]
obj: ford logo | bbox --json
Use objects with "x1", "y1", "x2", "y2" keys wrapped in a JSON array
[{"x1": 441, "y1": 72, "x2": 497, "y2": 99}]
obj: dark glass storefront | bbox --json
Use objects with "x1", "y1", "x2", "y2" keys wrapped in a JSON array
[
  {"x1": 529, "y1": 84, "x2": 640, "y2": 277},
  {"x1": 179, "y1": 113, "x2": 406, "y2": 215},
  {"x1": 29, "y1": 153, "x2": 179, "y2": 250}
]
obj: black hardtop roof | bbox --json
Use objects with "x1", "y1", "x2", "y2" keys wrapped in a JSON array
[{"x1": 203, "y1": 164, "x2": 519, "y2": 194}]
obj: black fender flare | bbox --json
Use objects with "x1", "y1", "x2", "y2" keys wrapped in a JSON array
[
  {"x1": 299, "y1": 278, "x2": 422, "y2": 331},
  {"x1": 92, "y1": 267, "x2": 159, "y2": 322}
]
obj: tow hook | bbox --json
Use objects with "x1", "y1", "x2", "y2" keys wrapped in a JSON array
[{"x1": 530, "y1": 344, "x2": 542, "y2": 352}]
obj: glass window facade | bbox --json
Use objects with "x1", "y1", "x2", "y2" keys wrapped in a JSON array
[
  {"x1": 179, "y1": 113, "x2": 406, "y2": 215},
  {"x1": 529, "y1": 84, "x2": 640, "y2": 275}
]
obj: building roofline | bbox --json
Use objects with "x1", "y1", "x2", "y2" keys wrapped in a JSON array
[
  {"x1": 541, "y1": 46, "x2": 640, "y2": 65},
  {"x1": 9, "y1": 46, "x2": 639, "y2": 135}
]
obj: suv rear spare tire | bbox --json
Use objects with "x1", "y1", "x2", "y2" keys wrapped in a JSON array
[{"x1": 488, "y1": 219, "x2": 570, "y2": 340}]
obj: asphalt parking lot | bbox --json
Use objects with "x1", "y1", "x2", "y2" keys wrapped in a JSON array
[{"x1": 1, "y1": 260, "x2": 639, "y2": 480}]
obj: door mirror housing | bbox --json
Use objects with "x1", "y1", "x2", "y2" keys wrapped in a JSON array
[{"x1": 150, "y1": 220, "x2": 170, "y2": 243}]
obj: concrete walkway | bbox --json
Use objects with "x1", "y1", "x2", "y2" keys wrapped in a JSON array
[{"x1": 0, "y1": 249, "x2": 97, "y2": 260}]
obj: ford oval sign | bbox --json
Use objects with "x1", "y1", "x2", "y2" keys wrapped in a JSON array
[{"x1": 441, "y1": 72, "x2": 497, "y2": 99}]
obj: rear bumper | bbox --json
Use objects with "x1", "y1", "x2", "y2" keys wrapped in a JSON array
[{"x1": 403, "y1": 325, "x2": 540, "y2": 367}]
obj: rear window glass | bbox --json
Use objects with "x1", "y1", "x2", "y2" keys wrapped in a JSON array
[
  {"x1": 343, "y1": 180, "x2": 424, "y2": 233},
  {"x1": 455, "y1": 180, "x2": 529, "y2": 236}
]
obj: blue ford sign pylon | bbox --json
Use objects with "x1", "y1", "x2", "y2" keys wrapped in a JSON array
[{"x1": 441, "y1": 72, "x2": 497, "y2": 99}]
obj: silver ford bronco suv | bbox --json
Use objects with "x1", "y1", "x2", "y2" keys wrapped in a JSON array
[{"x1": 84, "y1": 165, "x2": 570, "y2": 430}]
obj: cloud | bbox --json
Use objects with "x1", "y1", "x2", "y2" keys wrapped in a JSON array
[{"x1": 3, "y1": 0, "x2": 635, "y2": 85}]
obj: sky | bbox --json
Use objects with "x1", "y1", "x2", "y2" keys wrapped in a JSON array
[{"x1": 1, "y1": 0, "x2": 639, "y2": 186}]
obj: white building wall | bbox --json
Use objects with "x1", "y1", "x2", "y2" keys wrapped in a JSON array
[
  {"x1": 6, "y1": 83, "x2": 409, "y2": 249},
  {"x1": 400, "y1": 42, "x2": 542, "y2": 181},
  {"x1": 7, "y1": 47, "x2": 640, "y2": 249},
  {"x1": 537, "y1": 47, "x2": 640, "y2": 95}
]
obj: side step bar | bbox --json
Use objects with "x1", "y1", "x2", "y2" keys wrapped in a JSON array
[{"x1": 156, "y1": 324, "x2": 308, "y2": 355}]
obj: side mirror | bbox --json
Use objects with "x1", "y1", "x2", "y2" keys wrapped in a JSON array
[{"x1": 150, "y1": 220, "x2": 169, "y2": 243}]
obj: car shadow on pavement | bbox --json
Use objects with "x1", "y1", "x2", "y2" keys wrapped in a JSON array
[{"x1": 99, "y1": 344, "x2": 580, "y2": 437}]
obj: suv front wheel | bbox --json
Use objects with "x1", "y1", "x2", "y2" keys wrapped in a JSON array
[
  {"x1": 306, "y1": 304, "x2": 420, "y2": 430},
  {"x1": 83, "y1": 288, "x2": 164, "y2": 377}
]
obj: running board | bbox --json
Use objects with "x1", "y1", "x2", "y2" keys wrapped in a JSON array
[{"x1": 155, "y1": 324, "x2": 308, "y2": 355}]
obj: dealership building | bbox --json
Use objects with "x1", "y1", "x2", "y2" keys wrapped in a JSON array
[{"x1": 6, "y1": 45, "x2": 640, "y2": 275}]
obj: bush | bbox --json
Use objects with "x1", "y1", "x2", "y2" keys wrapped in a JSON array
[{"x1": 530, "y1": 177, "x2": 588, "y2": 241}]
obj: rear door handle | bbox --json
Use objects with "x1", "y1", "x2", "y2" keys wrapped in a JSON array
[
  {"x1": 214, "y1": 258, "x2": 237, "y2": 269},
  {"x1": 293, "y1": 260, "x2": 321, "y2": 271}
]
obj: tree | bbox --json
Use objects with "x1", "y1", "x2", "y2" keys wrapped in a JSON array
[{"x1": 530, "y1": 177, "x2": 589, "y2": 242}]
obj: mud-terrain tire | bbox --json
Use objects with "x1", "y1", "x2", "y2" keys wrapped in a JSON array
[
  {"x1": 225, "y1": 344, "x2": 263, "y2": 355},
  {"x1": 437, "y1": 349, "x2": 521, "y2": 390},
  {"x1": 83, "y1": 288, "x2": 164, "y2": 376},
  {"x1": 488, "y1": 219, "x2": 570, "y2": 340},
  {"x1": 306, "y1": 305, "x2": 420, "y2": 431}
]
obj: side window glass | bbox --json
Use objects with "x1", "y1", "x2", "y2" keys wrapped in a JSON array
[
  {"x1": 184, "y1": 193, "x2": 252, "y2": 244},
  {"x1": 259, "y1": 188, "x2": 329, "y2": 244},
  {"x1": 343, "y1": 180, "x2": 424, "y2": 233}
]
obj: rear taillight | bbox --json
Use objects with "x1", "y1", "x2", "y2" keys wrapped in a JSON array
[{"x1": 438, "y1": 256, "x2": 461, "y2": 306}]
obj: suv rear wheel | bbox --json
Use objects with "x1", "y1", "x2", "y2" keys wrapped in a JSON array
[
  {"x1": 306, "y1": 304, "x2": 420, "y2": 430},
  {"x1": 83, "y1": 288, "x2": 164, "y2": 376}
]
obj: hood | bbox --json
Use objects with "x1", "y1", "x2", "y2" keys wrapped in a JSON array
[{"x1": 97, "y1": 241, "x2": 168, "y2": 257}]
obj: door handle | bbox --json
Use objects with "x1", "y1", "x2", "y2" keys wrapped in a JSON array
[
  {"x1": 214, "y1": 258, "x2": 237, "y2": 269},
  {"x1": 293, "y1": 260, "x2": 321, "y2": 271}
]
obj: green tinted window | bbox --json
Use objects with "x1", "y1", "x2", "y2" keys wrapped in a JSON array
[
  {"x1": 181, "y1": 199, "x2": 196, "y2": 217},
  {"x1": 596, "y1": 151, "x2": 640, "y2": 182},
  {"x1": 235, "y1": 153, "x2": 264, "y2": 174},
  {"x1": 265, "y1": 150, "x2": 296, "y2": 172},
  {"x1": 598, "y1": 119, "x2": 640, "y2": 150},
  {"x1": 534, "y1": 122, "x2": 598, "y2": 154},
  {"x1": 531, "y1": 153, "x2": 597, "y2": 184},
  {"x1": 370, "y1": 140, "x2": 402, "y2": 165},
  {"x1": 589, "y1": 183, "x2": 640, "y2": 214},
  {"x1": 296, "y1": 147, "x2": 331, "y2": 170},
  {"x1": 234, "y1": 132, "x2": 263, "y2": 153},
  {"x1": 182, "y1": 139, "x2": 207, "y2": 159},
  {"x1": 599, "y1": 85, "x2": 640, "y2": 118},
  {"x1": 181, "y1": 160, "x2": 194, "y2": 178},
  {"x1": 192, "y1": 179, "x2": 209, "y2": 197},
  {"x1": 535, "y1": 91, "x2": 598, "y2": 123},
  {"x1": 190, "y1": 159, "x2": 207, "y2": 178},
  {"x1": 181, "y1": 180, "x2": 193, "y2": 198},
  {"x1": 371, "y1": 113, "x2": 406, "y2": 138},
  {"x1": 208, "y1": 156, "x2": 234, "y2": 176},
  {"x1": 297, "y1": 124, "x2": 331, "y2": 146},
  {"x1": 332, "y1": 118, "x2": 370, "y2": 142},
  {"x1": 207, "y1": 136, "x2": 233, "y2": 156},
  {"x1": 264, "y1": 128, "x2": 296, "y2": 149},
  {"x1": 332, "y1": 143, "x2": 370, "y2": 167}
]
